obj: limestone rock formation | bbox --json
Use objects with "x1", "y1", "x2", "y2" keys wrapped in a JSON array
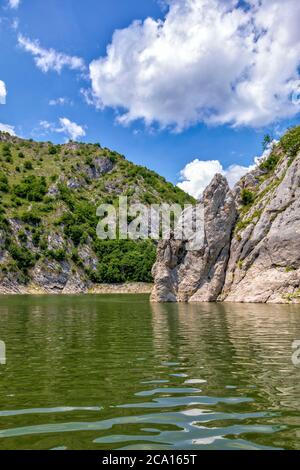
[
  {"x1": 221, "y1": 150, "x2": 300, "y2": 304},
  {"x1": 151, "y1": 174, "x2": 237, "y2": 302},
  {"x1": 152, "y1": 128, "x2": 300, "y2": 304}
]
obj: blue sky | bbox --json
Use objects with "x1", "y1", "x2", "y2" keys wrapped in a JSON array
[{"x1": 0, "y1": 0, "x2": 299, "y2": 196}]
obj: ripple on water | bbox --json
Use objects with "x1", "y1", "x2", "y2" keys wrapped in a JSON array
[
  {"x1": 135, "y1": 387, "x2": 201, "y2": 397},
  {"x1": 0, "y1": 407, "x2": 283, "y2": 450},
  {"x1": 0, "y1": 406, "x2": 102, "y2": 417},
  {"x1": 0, "y1": 296, "x2": 299, "y2": 450},
  {"x1": 184, "y1": 379, "x2": 207, "y2": 384}
]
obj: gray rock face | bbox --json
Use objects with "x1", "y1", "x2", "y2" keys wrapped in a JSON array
[
  {"x1": 30, "y1": 259, "x2": 88, "y2": 294},
  {"x1": 62, "y1": 271, "x2": 88, "y2": 294},
  {"x1": 152, "y1": 150, "x2": 300, "y2": 304},
  {"x1": 31, "y1": 260, "x2": 71, "y2": 293},
  {"x1": 151, "y1": 174, "x2": 237, "y2": 302},
  {"x1": 67, "y1": 178, "x2": 83, "y2": 189},
  {"x1": 86, "y1": 157, "x2": 114, "y2": 179},
  {"x1": 47, "y1": 232, "x2": 65, "y2": 251},
  {"x1": 0, "y1": 278, "x2": 25, "y2": 294},
  {"x1": 221, "y1": 153, "x2": 300, "y2": 304},
  {"x1": 78, "y1": 245, "x2": 98, "y2": 271}
]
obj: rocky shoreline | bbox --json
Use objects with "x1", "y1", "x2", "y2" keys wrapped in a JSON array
[{"x1": 0, "y1": 282, "x2": 153, "y2": 295}]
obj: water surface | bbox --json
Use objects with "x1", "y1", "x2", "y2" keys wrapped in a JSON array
[{"x1": 0, "y1": 295, "x2": 300, "y2": 450}]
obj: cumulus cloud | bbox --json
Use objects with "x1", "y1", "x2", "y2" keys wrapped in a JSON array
[
  {"x1": 8, "y1": 0, "x2": 21, "y2": 9},
  {"x1": 39, "y1": 118, "x2": 86, "y2": 141},
  {"x1": 18, "y1": 34, "x2": 85, "y2": 73},
  {"x1": 89, "y1": 0, "x2": 300, "y2": 131},
  {"x1": 177, "y1": 141, "x2": 277, "y2": 198},
  {"x1": 178, "y1": 160, "x2": 223, "y2": 198},
  {"x1": 57, "y1": 117, "x2": 86, "y2": 140},
  {"x1": 0, "y1": 80, "x2": 6, "y2": 104},
  {"x1": 0, "y1": 123, "x2": 16, "y2": 135},
  {"x1": 178, "y1": 159, "x2": 255, "y2": 198}
]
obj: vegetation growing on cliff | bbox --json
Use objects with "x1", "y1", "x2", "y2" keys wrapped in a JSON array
[
  {"x1": 280, "y1": 125, "x2": 300, "y2": 165},
  {"x1": 0, "y1": 133, "x2": 194, "y2": 285},
  {"x1": 234, "y1": 125, "x2": 300, "y2": 235}
]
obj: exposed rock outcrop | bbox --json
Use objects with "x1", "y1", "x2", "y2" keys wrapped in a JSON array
[
  {"x1": 151, "y1": 174, "x2": 237, "y2": 302},
  {"x1": 152, "y1": 136, "x2": 300, "y2": 304},
  {"x1": 31, "y1": 259, "x2": 72, "y2": 293},
  {"x1": 221, "y1": 151, "x2": 300, "y2": 304},
  {"x1": 85, "y1": 157, "x2": 114, "y2": 179}
]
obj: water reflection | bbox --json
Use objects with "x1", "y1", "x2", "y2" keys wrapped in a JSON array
[
  {"x1": 151, "y1": 302, "x2": 300, "y2": 405},
  {"x1": 0, "y1": 296, "x2": 300, "y2": 449}
]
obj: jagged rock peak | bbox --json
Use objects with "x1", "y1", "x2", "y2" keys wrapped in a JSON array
[{"x1": 151, "y1": 172, "x2": 237, "y2": 302}]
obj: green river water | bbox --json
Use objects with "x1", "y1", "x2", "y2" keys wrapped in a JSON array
[{"x1": 0, "y1": 294, "x2": 300, "y2": 450}]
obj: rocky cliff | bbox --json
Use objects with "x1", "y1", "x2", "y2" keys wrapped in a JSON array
[
  {"x1": 151, "y1": 174, "x2": 237, "y2": 302},
  {"x1": 152, "y1": 125, "x2": 300, "y2": 304}
]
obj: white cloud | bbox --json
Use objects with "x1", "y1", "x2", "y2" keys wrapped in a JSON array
[
  {"x1": 224, "y1": 163, "x2": 253, "y2": 189},
  {"x1": 8, "y1": 0, "x2": 21, "y2": 9},
  {"x1": 39, "y1": 118, "x2": 86, "y2": 141},
  {"x1": 39, "y1": 120, "x2": 52, "y2": 130},
  {"x1": 177, "y1": 141, "x2": 277, "y2": 198},
  {"x1": 18, "y1": 34, "x2": 85, "y2": 73},
  {"x1": 80, "y1": 88, "x2": 96, "y2": 106},
  {"x1": 89, "y1": 0, "x2": 300, "y2": 131},
  {"x1": 12, "y1": 18, "x2": 19, "y2": 30},
  {"x1": 0, "y1": 123, "x2": 16, "y2": 135},
  {"x1": 178, "y1": 159, "x2": 254, "y2": 198},
  {"x1": 57, "y1": 117, "x2": 86, "y2": 141},
  {"x1": 0, "y1": 80, "x2": 6, "y2": 104},
  {"x1": 49, "y1": 97, "x2": 73, "y2": 106},
  {"x1": 178, "y1": 160, "x2": 224, "y2": 198}
]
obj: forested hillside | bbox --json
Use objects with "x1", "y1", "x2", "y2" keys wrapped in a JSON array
[{"x1": 0, "y1": 132, "x2": 194, "y2": 292}]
